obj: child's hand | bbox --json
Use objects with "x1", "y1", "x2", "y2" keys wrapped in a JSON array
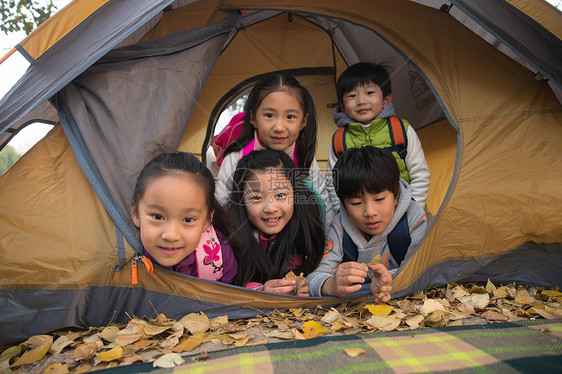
[
  {"x1": 368, "y1": 263, "x2": 393, "y2": 303},
  {"x1": 322, "y1": 262, "x2": 368, "y2": 297},
  {"x1": 264, "y1": 278, "x2": 307, "y2": 295}
]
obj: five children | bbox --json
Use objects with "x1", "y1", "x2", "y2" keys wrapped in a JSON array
[{"x1": 132, "y1": 65, "x2": 431, "y2": 301}]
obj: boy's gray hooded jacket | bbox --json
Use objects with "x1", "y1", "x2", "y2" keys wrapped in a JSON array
[{"x1": 307, "y1": 179, "x2": 428, "y2": 297}]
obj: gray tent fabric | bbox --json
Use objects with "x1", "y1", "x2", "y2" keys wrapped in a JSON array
[
  {"x1": 55, "y1": 13, "x2": 241, "y2": 253},
  {"x1": 0, "y1": 0, "x2": 175, "y2": 136},
  {"x1": 452, "y1": 0, "x2": 562, "y2": 88}
]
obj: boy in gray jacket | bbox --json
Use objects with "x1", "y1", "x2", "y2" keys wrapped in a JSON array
[{"x1": 307, "y1": 146, "x2": 427, "y2": 301}]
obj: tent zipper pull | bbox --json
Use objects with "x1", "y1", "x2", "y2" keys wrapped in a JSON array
[
  {"x1": 131, "y1": 257, "x2": 138, "y2": 285},
  {"x1": 141, "y1": 256, "x2": 154, "y2": 275}
]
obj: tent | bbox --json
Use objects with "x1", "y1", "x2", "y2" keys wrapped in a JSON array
[{"x1": 0, "y1": 0, "x2": 561, "y2": 345}]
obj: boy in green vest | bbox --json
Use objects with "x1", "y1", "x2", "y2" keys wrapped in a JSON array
[
  {"x1": 326, "y1": 62, "x2": 430, "y2": 215},
  {"x1": 307, "y1": 146, "x2": 428, "y2": 299}
]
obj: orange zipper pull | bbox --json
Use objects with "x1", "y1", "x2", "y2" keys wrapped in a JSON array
[
  {"x1": 131, "y1": 257, "x2": 138, "y2": 285},
  {"x1": 141, "y1": 256, "x2": 154, "y2": 275}
]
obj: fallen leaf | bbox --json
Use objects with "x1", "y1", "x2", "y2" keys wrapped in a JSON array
[
  {"x1": 43, "y1": 362, "x2": 69, "y2": 373},
  {"x1": 485, "y1": 279, "x2": 496, "y2": 293},
  {"x1": 421, "y1": 299, "x2": 445, "y2": 316},
  {"x1": 542, "y1": 290, "x2": 562, "y2": 298},
  {"x1": 21, "y1": 335, "x2": 53, "y2": 349},
  {"x1": 98, "y1": 326, "x2": 119, "y2": 343},
  {"x1": 98, "y1": 345, "x2": 123, "y2": 362},
  {"x1": 481, "y1": 310, "x2": 508, "y2": 321},
  {"x1": 0, "y1": 345, "x2": 21, "y2": 362},
  {"x1": 367, "y1": 315, "x2": 401, "y2": 331},
  {"x1": 210, "y1": 315, "x2": 228, "y2": 330},
  {"x1": 153, "y1": 353, "x2": 185, "y2": 368},
  {"x1": 343, "y1": 348, "x2": 365, "y2": 357},
  {"x1": 144, "y1": 324, "x2": 171, "y2": 336},
  {"x1": 114, "y1": 333, "x2": 143, "y2": 346},
  {"x1": 515, "y1": 288, "x2": 535, "y2": 305},
  {"x1": 265, "y1": 330, "x2": 294, "y2": 340},
  {"x1": 493, "y1": 286, "x2": 508, "y2": 299},
  {"x1": 50, "y1": 335, "x2": 74, "y2": 355},
  {"x1": 364, "y1": 304, "x2": 393, "y2": 317},
  {"x1": 424, "y1": 310, "x2": 449, "y2": 327},
  {"x1": 171, "y1": 334, "x2": 204, "y2": 353},
  {"x1": 321, "y1": 309, "x2": 342, "y2": 324},
  {"x1": 71, "y1": 343, "x2": 99, "y2": 361},
  {"x1": 11, "y1": 342, "x2": 50, "y2": 367},
  {"x1": 471, "y1": 293, "x2": 490, "y2": 309},
  {"x1": 179, "y1": 312, "x2": 210, "y2": 334},
  {"x1": 404, "y1": 314, "x2": 424, "y2": 329},
  {"x1": 301, "y1": 321, "x2": 329, "y2": 339}
]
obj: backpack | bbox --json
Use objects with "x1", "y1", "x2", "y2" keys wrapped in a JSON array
[
  {"x1": 342, "y1": 212, "x2": 410, "y2": 267},
  {"x1": 332, "y1": 116, "x2": 408, "y2": 159},
  {"x1": 211, "y1": 112, "x2": 246, "y2": 167}
]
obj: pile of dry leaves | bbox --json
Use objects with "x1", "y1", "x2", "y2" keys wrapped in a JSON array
[{"x1": 2, "y1": 280, "x2": 561, "y2": 373}]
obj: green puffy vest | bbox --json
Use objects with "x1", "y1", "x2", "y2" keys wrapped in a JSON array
[{"x1": 333, "y1": 117, "x2": 411, "y2": 183}]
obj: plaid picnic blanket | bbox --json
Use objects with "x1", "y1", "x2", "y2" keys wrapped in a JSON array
[{"x1": 109, "y1": 319, "x2": 562, "y2": 373}]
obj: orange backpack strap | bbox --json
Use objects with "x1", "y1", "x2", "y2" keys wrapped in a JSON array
[
  {"x1": 387, "y1": 116, "x2": 408, "y2": 159},
  {"x1": 331, "y1": 126, "x2": 348, "y2": 158}
]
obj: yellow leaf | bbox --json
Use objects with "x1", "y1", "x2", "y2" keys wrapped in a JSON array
[
  {"x1": 44, "y1": 362, "x2": 69, "y2": 373},
  {"x1": 171, "y1": 334, "x2": 204, "y2": 353},
  {"x1": 0, "y1": 345, "x2": 21, "y2": 362},
  {"x1": 343, "y1": 348, "x2": 365, "y2": 357},
  {"x1": 11, "y1": 342, "x2": 50, "y2": 367},
  {"x1": 542, "y1": 290, "x2": 562, "y2": 297},
  {"x1": 493, "y1": 286, "x2": 508, "y2": 299},
  {"x1": 210, "y1": 315, "x2": 228, "y2": 330},
  {"x1": 153, "y1": 353, "x2": 185, "y2": 368},
  {"x1": 98, "y1": 346, "x2": 123, "y2": 362},
  {"x1": 301, "y1": 321, "x2": 329, "y2": 339},
  {"x1": 364, "y1": 304, "x2": 393, "y2": 317}
]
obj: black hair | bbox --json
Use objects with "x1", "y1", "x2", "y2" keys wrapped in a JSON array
[
  {"x1": 132, "y1": 152, "x2": 235, "y2": 242},
  {"x1": 227, "y1": 149, "x2": 325, "y2": 286},
  {"x1": 336, "y1": 62, "x2": 392, "y2": 103},
  {"x1": 334, "y1": 146, "x2": 400, "y2": 202},
  {"x1": 222, "y1": 73, "x2": 318, "y2": 173}
]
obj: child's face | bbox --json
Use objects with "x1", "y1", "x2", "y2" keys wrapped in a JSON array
[
  {"x1": 243, "y1": 168, "x2": 294, "y2": 236},
  {"x1": 251, "y1": 90, "x2": 307, "y2": 152},
  {"x1": 344, "y1": 189, "x2": 398, "y2": 236},
  {"x1": 341, "y1": 82, "x2": 392, "y2": 125},
  {"x1": 131, "y1": 174, "x2": 212, "y2": 267}
]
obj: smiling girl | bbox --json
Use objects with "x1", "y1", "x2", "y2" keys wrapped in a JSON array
[
  {"x1": 227, "y1": 149, "x2": 325, "y2": 296},
  {"x1": 131, "y1": 152, "x2": 237, "y2": 283},
  {"x1": 215, "y1": 73, "x2": 331, "y2": 223}
]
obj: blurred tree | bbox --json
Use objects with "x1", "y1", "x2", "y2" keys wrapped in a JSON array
[
  {"x1": 1, "y1": 0, "x2": 57, "y2": 35},
  {"x1": 0, "y1": 145, "x2": 20, "y2": 175}
]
